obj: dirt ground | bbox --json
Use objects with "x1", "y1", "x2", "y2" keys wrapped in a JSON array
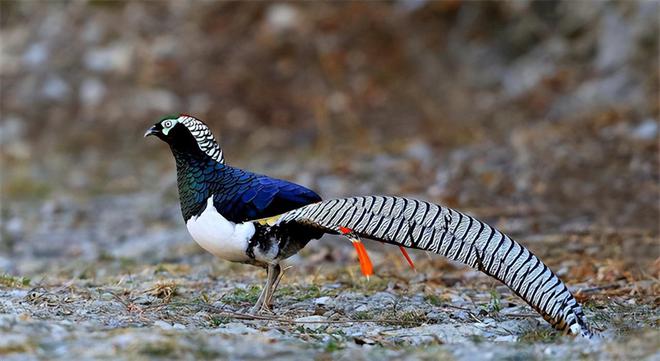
[
  {"x1": 1, "y1": 1, "x2": 659, "y2": 360},
  {"x1": 1, "y1": 188, "x2": 658, "y2": 360}
]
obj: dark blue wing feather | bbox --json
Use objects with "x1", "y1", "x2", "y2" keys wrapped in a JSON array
[{"x1": 207, "y1": 163, "x2": 321, "y2": 223}]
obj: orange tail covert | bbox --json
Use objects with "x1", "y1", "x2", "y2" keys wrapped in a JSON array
[{"x1": 398, "y1": 246, "x2": 416, "y2": 271}]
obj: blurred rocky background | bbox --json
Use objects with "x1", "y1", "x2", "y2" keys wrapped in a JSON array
[{"x1": 0, "y1": 1, "x2": 658, "y2": 359}]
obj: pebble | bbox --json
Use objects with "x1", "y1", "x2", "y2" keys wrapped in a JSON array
[
  {"x1": 596, "y1": 11, "x2": 632, "y2": 71},
  {"x1": 405, "y1": 141, "x2": 434, "y2": 168},
  {"x1": 294, "y1": 315, "x2": 327, "y2": 331},
  {"x1": 80, "y1": 77, "x2": 106, "y2": 108},
  {"x1": 265, "y1": 4, "x2": 299, "y2": 32},
  {"x1": 23, "y1": 42, "x2": 49, "y2": 68},
  {"x1": 84, "y1": 43, "x2": 133, "y2": 73},
  {"x1": 41, "y1": 75, "x2": 70, "y2": 100},
  {"x1": 494, "y1": 335, "x2": 518, "y2": 342},
  {"x1": 154, "y1": 320, "x2": 172, "y2": 330},
  {"x1": 218, "y1": 322, "x2": 257, "y2": 335},
  {"x1": 630, "y1": 120, "x2": 658, "y2": 141},
  {"x1": 313, "y1": 296, "x2": 332, "y2": 307},
  {"x1": 454, "y1": 311, "x2": 471, "y2": 321}
]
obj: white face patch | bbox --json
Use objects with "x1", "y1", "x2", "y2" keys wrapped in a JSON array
[
  {"x1": 186, "y1": 196, "x2": 254, "y2": 262},
  {"x1": 161, "y1": 118, "x2": 179, "y2": 135}
]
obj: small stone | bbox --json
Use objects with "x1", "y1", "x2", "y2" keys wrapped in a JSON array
[
  {"x1": 353, "y1": 336, "x2": 377, "y2": 345},
  {"x1": 596, "y1": 11, "x2": 632, "y2": 71},
  {"x1": 42, "y1": 75, "x2": 70, "y2": 100},
  {"x1": 494, "y1": 335, "x2": 518, "y2": 342},
  {"x1": 6, "y1": 217, "x2": 23, "y2": 237},
  {"x1": 81, "y1": 21, "x2": 104, "y2": 44},
  {"x1": 313, "y1": 296, "x2": 332, "y2": 307},
  {"x1": 0, "y1": 334, "x2": 29, "y2": 349},
  {"x1": 154, "y1": 320, "x2": 172, "y2": 330},
  {"x1": 133, "y1": 295, "x2": 158, "y2": 305},
  {"x1": 151, "y1": 36, "x2": 177, "y2": 58},
  {"x1": 23, "y1": 42, "x2": 48, "y2": 68},
  {"x1": 266, "y1": 4, "x2": 299, "y2": 32},
  {"x1": 0, "y1": 256, "x2": 11, "y2": 270},
  {"x1": 0, "y1": 116, "x2": 25, "y2": 146},
  {"x1": 294, "y1": 315, "x2": 327, "y2": 331},
  {"x1": 326, "y1": 92, "x2": 348, "y2": 113},
  {"x1": 454, "y1": 311, "x2": 470, "y2": 321},
  {"x1": 84, "y1": 43, "x2": 133, "y2": 73},
  {"x1": 218, "y1": 322, "x2": 257, "y2": 334},
  {"x1": 80, "y1": 78, "x2": 106, "y2": 108},
  {"x1": 630, "y1": 120, "x2": 658, "y2": 141},
  {"x1": 405, "y1": 141, "x2": 433, "y2": 168}
]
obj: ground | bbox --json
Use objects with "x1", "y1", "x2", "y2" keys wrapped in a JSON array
[{"x1": 1, "y1": 191, "x2": 658, "y2": 360}]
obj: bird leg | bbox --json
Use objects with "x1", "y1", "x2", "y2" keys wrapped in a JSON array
[
  {"x1": 250, "y1": 263, "x2": 280, "y2": 314},
  {"x1": 265, "y1": 264, "x2": 289, "y2": 307},
  {"x1": 262, "y1": 263, "x2": 281, "y2": 310},
  {"x1": 250, "y1": 283, "x2": 268, "y2": 314}
]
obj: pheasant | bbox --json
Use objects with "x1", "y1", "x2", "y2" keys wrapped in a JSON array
[{"x1": 145, "y1": 114, "x2": 594, "y2": 338}]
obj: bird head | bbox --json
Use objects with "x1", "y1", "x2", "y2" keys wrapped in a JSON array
[{"x1": 145, "y1": 114, "x2": 225, "y2": 164}]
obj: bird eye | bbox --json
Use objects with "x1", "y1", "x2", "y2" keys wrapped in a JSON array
[{"x1": 163, "y1": 120, "x2": 173, "y2": 128}]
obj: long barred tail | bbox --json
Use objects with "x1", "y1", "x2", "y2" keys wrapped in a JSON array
[{"x1": 278, "y1": 196, "x2": 594, "y2": 338}]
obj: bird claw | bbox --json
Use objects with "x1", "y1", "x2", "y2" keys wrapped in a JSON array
[
  {"x1": 249, "y1": 303, "x2": 273, "y2": 315},
  {"x1": 260, "y1": 305, "x2": 274, "y2": 315}
]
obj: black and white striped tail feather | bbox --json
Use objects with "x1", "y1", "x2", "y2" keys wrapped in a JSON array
[{"x1": 279, "y1": 196, "x2": 595, "y2": 338}]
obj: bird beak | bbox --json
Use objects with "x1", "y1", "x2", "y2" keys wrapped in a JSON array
[{"x1": 144, "y1": 125, "x2": 159, "y2": 138}]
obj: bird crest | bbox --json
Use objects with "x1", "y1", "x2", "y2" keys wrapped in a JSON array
[{"x1": 160, "y1": 114, "x2": 225, "y2": 164}]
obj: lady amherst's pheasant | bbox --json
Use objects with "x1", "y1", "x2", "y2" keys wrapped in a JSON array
[{"x1": 145, "y1": 114, "x2": 594, "y2": 338}]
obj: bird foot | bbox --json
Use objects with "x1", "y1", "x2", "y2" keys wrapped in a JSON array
[{"x1": 249, "y1": 303, "x2": 273, "y2": 315}]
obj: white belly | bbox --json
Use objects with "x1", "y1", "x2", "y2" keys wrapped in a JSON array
[{"x1": 186, "y1": 196, "x2": 255, "y2": 262}]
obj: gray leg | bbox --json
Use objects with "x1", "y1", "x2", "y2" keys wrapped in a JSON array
[
  {"x1": 250, "y1": 263, "x2": 280, "y2": 314},
  {"x1": 265, "y1": 264, "x2": 284, "y2": 308},
  {"x1": 263, "y1": 264, "x2": 281, "y2": 309},
  {"x1": 250, "y1": 281, "x2": 269, "y2": 314}
]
